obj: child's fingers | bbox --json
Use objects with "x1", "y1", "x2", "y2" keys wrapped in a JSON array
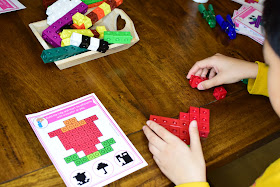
[
  {"x1": 201, "y1": 68, "x2": 209, "y2": 78},
  {"x1": 197, "y1": 74, "x2": 222, "y2": 90},
  {"x1": 189, "y1": 121, "x2": 203, "y2": 155},
  {"x1": 146, "y1": 120, "x2": 178, "y2": 144},
  {"x1": 195, "y1": 69, "x2": 203, "y2": 77},
  {"x1": 148, "y1": 142, "x2": 161, "y2": 156},
  {"x1": 209, "y1": 68, "x2": 216, "y2": 79},
  {"x1": 143, "y1": 125, "x2": 167, "y2": 150},
  {"x1": 187, "y1": 59, "x2": 215, "y2": 79}
]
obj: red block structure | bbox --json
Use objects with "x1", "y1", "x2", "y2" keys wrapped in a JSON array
[
  {"x1": 150, "y1": 106, "x2": 210, "y2": 145},
  {"x1": 48, "y1": 115, "x2": 102, "y2": 155},
  {"x1": 189, "y1": 75, "x2": 208, "y2": 88},
  {"x1": 213, "y1": 86, "x2": 227, "y2": 100}
]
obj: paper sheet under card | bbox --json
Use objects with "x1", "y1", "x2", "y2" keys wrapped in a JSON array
[{"x1": 26, "y1": 93, "x2": 147, "y2": 187}]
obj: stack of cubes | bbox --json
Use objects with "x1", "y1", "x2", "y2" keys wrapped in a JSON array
[{"x1": 150, "y1": 106, "x2": 210, "y2": 145}]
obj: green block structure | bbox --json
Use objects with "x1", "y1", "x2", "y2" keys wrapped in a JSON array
[
  {"x1": 74, "y1": 159, "x2": 83, "y2": 166},
  {"x1": 81, "y1": 0, "x2": 103, "y2": 5},
  {"x1": 104, "y1": 31, "x2": 133, "y2": 44},
  {"x1": 41, "y1": 45, "x2": 88, "y2": 63},
  {"x1": 81, "y1": 156, "x2": 89, "y2": 164},
  {"x1": 64, "y1": 138, "x2": 116, "y2": 166}
]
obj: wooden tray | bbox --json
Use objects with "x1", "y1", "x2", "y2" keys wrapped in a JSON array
[{"x1": 29, "y1": 8, "x2": 140, "y2": 70}]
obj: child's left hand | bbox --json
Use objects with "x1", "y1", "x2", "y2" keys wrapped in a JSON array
[{"x1": 143, "y1": 120, "x2": 207, "y2": 185}]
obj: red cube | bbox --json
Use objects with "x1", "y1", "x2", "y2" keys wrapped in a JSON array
[{"x1": 213, "y1": 86, "x2": 227, "y2": 100}]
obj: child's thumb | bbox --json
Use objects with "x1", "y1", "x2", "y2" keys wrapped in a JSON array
[
  {"x1": 197, "y1": 76, "x2": 221, "y2": 90},
  {"x1": 189, "y1": 120, "x2": 203, "y2": 154}
]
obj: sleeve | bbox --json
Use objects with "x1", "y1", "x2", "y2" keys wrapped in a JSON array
[
  {"x1": 247, "y1": 61, "x2": 269, "y2": 97},
  {"x1": 252, "y1": 158, "x2": 280, "y2": 186},
  {"x1": 175, "y1": 182, "x2": 210, "y2": 187}
]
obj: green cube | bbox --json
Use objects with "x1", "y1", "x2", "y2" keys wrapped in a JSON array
[
  {"x1": 74, "y1": 159, "x2": 83, "y2": 166},
  {"x1": 64, "y1": 155, "x2": 73, "y2": 164},
  {"x1": 71, "y1": 153, "x2": 79, "y2": 161},
  {"x1": 81, "y1": 156, "x2": 89, "y2": 164},
  {"x1": 93, "y1": 151, "x2": 101, "y2": 158}
]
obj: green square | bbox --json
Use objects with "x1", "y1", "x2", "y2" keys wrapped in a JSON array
[
  {"x1": 105, "y1": 145, "x2": 113, "y2": 153},
  {"x1": 93, "y1": 151, "x2": 101, "y2": 158},
  {"x1": 64, "y1": 156, "x2": 73, "y2": 164},
  {"x1": 87, "y1": 153, "x2": 96, "y2": 161},
  {"x1": 101, "y1": 140, "x2": 109, "y2": 147},
  {"x1": 107, "y1": 138, "x2": 116, "y2": 145},
  {"x1": 74, "y1": 159, "x2": 83, "y2": 166},
  {"x1": 81, "y1": 156, "x2": 89, "y2": 163},
  {"x1": 71, "y1": 153, "x2": 79, "y2": 161},
  {"x1": 99, "y1": 148, "x2": 107, "y2": 155}
]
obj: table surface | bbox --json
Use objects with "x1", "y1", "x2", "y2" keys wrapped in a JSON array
[{"x1": 0, "y1": 0, "x2": 279, "y2": 186}]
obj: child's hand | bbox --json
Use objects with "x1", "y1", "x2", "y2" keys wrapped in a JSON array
[
  {"x1": 187, "y1": 53, "x2": 259, "y2": 90},
  {"x1": 143, "y1": 120, "x2": 206, "y2": 185}
]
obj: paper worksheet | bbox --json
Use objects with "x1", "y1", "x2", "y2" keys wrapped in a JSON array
[
  {"x1": 26, "y1": 93, "x2": 147, "y2": 187},
  {"x1": 0, "y1": 0, "x2": 25, "y2": 14}
]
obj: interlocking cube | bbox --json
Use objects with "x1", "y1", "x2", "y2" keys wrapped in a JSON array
[
  {"x1": 189, "y1": 75, "x2": 208, "y2": 88},
  {"x1": 42, "y1": 1, "x2": 88, "y2": 48},
  {"x1": 72, "y1": 12, "x2": 92, "y2": 29},
  {"x1": 96, "y1": 26, "x2": 107, "y2": 39},
  {"x1": 104, "y1": 31, "x2": 133, "y2": 44},
  {"x1": 149, "y1": 107, "x2": 210, "y2": 144},
  {"x1": 213, "y1": 86, "x2": 227, "y2": 100},
  {"x1": 46, "y1": 0, "x2": 83, "y2": 25},
  {"x1": 99, "y1": 2, "x2": 111, "y2": 16},
  {"x1": 41, "y1": 45, "x2": 88, "y2": 63}
]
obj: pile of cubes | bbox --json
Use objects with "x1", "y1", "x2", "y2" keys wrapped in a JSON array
[{"x1": 40, "y1": 0, "x2": 133, "y2": 63}]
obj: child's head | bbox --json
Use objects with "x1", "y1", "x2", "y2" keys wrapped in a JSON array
[{"x1": 263, "y1": 0, "x2": 280, "y2": 116}]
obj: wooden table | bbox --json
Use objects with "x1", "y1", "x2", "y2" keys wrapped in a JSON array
[{"x1": 0, "y1": 0, "x2": 279, "y2": 186}]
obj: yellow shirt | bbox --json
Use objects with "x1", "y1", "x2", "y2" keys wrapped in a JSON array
[{"x1": 176, "y1": 62, "x2": 275, "y2": 187}]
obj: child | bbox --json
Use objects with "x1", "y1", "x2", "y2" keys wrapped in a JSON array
[{"x1": 143, "y1": 0, "x2": 280, "y2": 186}]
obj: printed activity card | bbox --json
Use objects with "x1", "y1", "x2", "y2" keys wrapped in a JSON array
[{"x1": 26, "y1": 93, "x2": 147, "y2": 187}]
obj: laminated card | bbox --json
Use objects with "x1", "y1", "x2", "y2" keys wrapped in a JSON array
[{"x1": 26, "y1": 93, "x2": 147, "y2": 187}]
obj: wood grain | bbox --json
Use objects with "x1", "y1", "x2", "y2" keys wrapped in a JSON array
[{"x1": 0, "y1": 0, "x2": 277, "y2": 186}]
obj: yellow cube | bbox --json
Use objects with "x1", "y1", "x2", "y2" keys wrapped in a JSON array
[
  {"x1": 72, "y1": 12, "x2": 84, "y2": 26},
  {"x1": 83, "y1": 16, "x2": 92, "y2": 29},
  {"x1": 96, "y1": 26, "x2": 107, "y2": 39},
  {"x1": 60, "y1": 29, "x2": 94, "y2": 39},
  {"x1": 61, "y1": 38, "x2": 71, "y2": 47},
  {"x1": 72, "y1": 12, "x2": 92, "y2": 29},
  {"x1": 99, "y1": 2, "x2": 111, "y2": 16}
]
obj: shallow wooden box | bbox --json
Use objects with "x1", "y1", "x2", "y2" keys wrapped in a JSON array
[{"x1": 29, "y1": 8, "x2": 139, "y2": 70}]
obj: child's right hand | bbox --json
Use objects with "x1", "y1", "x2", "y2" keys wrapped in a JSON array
[{"x1": 186, "y1": 53, "x2": 259, "y2": 90}]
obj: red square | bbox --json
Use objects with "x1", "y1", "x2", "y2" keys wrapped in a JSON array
[
  {"x1": 199, "y1": 131, "x2": 209, "y2": 138},
  {"x1": 189, "y1": 106, "x2": 199, "y2": 114},
  {"x1": 179, "y1": 112, "x2": 189, "y2": 121},
  {"x1": 170, "y1": 125, "x2": 180, "y2": 136}
]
